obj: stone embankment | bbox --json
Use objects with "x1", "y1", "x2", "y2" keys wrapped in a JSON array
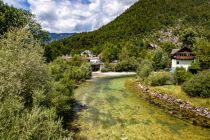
[{"x1": 137, "y1": 83, "x2": 210, "y2": 127}]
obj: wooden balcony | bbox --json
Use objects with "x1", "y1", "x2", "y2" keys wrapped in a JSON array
[{"x1": 174, "y1": 56, "x2": 195, "y2": 60}]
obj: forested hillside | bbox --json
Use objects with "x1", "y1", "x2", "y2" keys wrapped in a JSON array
[{"x1": 45, "y1": 0, "x2": 210, "y2": 61}]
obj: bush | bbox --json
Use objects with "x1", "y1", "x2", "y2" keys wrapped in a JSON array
[
  {"x1": 101, "y1": 63, "x2": 116, "y2": 72},
  {"x1": 188, "y1": 61, "x2": 201, "y2": 74},
  {"x1": 115, "y1": 57, "x2": 138, "y2": 72},
  {"x1": 137, "y1": 60, "x2": 154, "y2": 80},
  {"x1": 146, "y1": 72, "x2": 173, "y2": 86},
  {"x1": 173, "y1": 67, "x2": 192, "y2": 85},
  {"x1": 146, "y1": 48, "x2": 170, "y2": 70},
  {"x1": 47, "y1": 55, "x2": 92, "y2": 118},
  {"x1": 0, "y1": 28, "x2": 48, "y2": 106},
  {"x1": 182, "y1": 71, "x2": 210, "y2": 97},
  {"x1": 0, "y1": 96, "x2": 71, "y2": 140},
  {"x1": 0, "y1": 28, "x2": 71, "y2": 139}
]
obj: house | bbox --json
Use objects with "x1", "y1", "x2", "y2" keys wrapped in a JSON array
[
  {"x1": 80, "y1": 50, "x2": 104, "y2": 71},
  {"x1": 89, "y1": 57, "x2": 104, "y2": 71},
  {"x1": 81, "y1": 50, "x2": 93, "y2": 58},
  {"x1": 171, "y1": 47, "x2": 195, "y2": 71}
]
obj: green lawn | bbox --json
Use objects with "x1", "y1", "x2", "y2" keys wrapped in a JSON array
[{"x1": 150, "y1": 85, "x2": 210, "y2": 110}]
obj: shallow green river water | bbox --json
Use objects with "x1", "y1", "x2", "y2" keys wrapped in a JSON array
[{"x1": 71, "y1": 74, "x2": 210, "y2": 140}]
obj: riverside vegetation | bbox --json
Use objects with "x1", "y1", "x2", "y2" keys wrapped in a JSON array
[{"x1": 0, "y1": 28, "x2": 91, "y2": 139}]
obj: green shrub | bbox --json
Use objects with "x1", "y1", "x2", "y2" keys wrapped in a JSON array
[
  {"x1": 146, "y1": 72, "x2": 173, "y2": 86},
  {"x1": 137, "y1": 60, "x2": 154, "y2": 80},
  {"x1": 0, "y1": 28, "x2": 71, "y2": 139},
  {"x1": 0, "y1": 96, "x2": 71, "y2": 140},
  {"x1": 0, "y1": 28, "x2": 48, "y2": 106},
  {"x1": 47, "y1": 55, "x2": 92, "y2": 118},
  {"x1": 115, "y1": 57, "x2": 138, "y2": 72},
  {"x1": 182, "y1": 71, "x2": 210, "y2": 97},
  {"x1": 188, "y1": 61, "x2": 201, "y2": 74},
  {"x1": 173, "y1": 67, "x2": 192, "y2": 85}
]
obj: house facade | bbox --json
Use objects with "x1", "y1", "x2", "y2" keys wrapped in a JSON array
[
  {"x1": 171, "y1": 47, "x2": 195, "y2": 71},
  {"x1": 81, "y1": 50, "x2": 104, "y2": 71}
]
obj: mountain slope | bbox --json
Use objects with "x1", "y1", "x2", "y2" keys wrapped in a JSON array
[
  {"x1": 49, "y1": 33, "x2": 75, "y2": 41},
  {"x1": 45, "y1": 0, "x2": 210, "y2": 61}
]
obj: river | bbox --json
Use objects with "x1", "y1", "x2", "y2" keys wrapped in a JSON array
[{"x1": 70, "y1": 74, "x2": 210, "y2": 140}]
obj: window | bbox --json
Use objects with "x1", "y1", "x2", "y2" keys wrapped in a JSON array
[{"x1": 177, "y1": 61, "x2": 179, "y2": 64}]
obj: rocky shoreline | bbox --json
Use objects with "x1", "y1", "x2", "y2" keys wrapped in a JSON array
[{"x1": 136, "y1": 83, "x2": 210, "y2": 128}]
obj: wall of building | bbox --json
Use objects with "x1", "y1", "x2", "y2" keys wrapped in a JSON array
[{"x1": 171, "y1": 59, "x2": 194, "y2": 71}]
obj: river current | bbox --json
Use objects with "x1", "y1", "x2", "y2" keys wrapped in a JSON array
[{"x1": 70, "y1": 74, "x2": 210, "y2": 140}]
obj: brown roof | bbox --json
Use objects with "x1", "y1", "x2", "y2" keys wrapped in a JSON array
[{"x1": 171, "y1": 47, "x2": 193, "y2": 56}]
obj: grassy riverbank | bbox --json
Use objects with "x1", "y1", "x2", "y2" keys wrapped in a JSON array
[
  {"x1": 127, "y1": 80, "x2": 210, "y2": 127},
  {"x1": 150, "y1": 85, "x2": 210, "y2": 110}
]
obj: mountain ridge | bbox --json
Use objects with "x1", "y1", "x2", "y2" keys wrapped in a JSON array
[{"x1": 45, "y1": 0, "x2": 210, "y2": 61}]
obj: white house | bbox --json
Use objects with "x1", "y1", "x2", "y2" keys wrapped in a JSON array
[
  {"x1": 81, "y1": 50, "x2": 93, "y2": 58},
  {"x1": 171, "y1": 47, "x2": 195, "y2": 71}
]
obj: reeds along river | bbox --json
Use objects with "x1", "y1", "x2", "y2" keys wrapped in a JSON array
[{"x1": 69, "y1": 74, "x2": 210, "y2": 140}]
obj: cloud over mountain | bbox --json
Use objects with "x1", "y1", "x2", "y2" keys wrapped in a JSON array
[
  {"x1": 28, "y1": 0, "x2": 137, "y2": 33},
  {"x1": 3, "y1": 0, "x2": 137, "y2": 33}
]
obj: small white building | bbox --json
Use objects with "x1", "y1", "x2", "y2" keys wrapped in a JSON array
[
  {"x1": 81, "y1": 50, "x2": 93, "y2": 58},
  {"x1": 171, "y1": 47, "x2": 195, "y2": 71}
]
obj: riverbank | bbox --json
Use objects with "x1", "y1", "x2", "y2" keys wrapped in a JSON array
[{"x1": 131, "y1": 81, "x2": 210, "y2": 128}]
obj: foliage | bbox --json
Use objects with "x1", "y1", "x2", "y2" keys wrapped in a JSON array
[
  {"x1": 181, "y1": 27, "x2": 198, "y2": 48},
  {"x1": 0, "y1": 95, "x2": 71, "y2": 140},
  {"x1": 0, "y1": 28, "x2": 71, "y2": 139},
  {"x1": 160, "y1": 42, "x2": 176, "y2": 55},
  {"x1": 137, "y1": 60, "x2": 154, "y2": 80},
  {"x1": 188, "y1": 61, "x2": 201, "y2": 74},
  {"x1": 173, "y1": 67, "x2": 192, "y2": 85},
  {"x1": 47, "y1": 55, "x2": 92, "y2": 117},
  {"x1": 100, "y1": 42, "x2": 120, "y2": 63},
  {"x1": 146, "y1": 48, "x2": 170, "y2": 70},
  {"x1": 0, "y1": 1, "x2": 49, "y2": 43},
  {"x1": 101, "y1": 63, "x2": 116, "y2": 72},
  {"x1": 0, "y1": 28, "x2": 48, "y2": 106},
  {"x1": 182, "y1": 71, "x2": 210, "y2": 97},
  {"x1": 194, "y1": 40, "x2": 210, "y2": 69},
  {"x1": 115, "y1": 57, "x2": 139, "y2": 72},
  {"x1": 146, "y1": 72, "x2": 173, "y2": 86}
]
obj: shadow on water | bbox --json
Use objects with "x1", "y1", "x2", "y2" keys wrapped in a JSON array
[{"x1": 67, "y1": 101, "x2": 88, "y2": 133}]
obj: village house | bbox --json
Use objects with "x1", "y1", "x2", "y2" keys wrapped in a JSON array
[
  {"x1": 171, "y1": 47, "x2": 195, "y2": 71},
  {"x1": 81, "y1": 50, "x2": 104, "y2": 71}
]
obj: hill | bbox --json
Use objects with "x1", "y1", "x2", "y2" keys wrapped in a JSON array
[
  {"x1": 45, "y1": 0, "x2": 210, "y2": 61},
  {"x1": 49, "y1": 33, "x2": 75, "y2": 41}
]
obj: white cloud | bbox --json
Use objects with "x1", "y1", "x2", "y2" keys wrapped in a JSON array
[
  {"x1": 3, "y1": 0, "x2": 138, "y2": 33},
  {"x1": 28, "y1": 0, "x2": 138, "y2": 33}
]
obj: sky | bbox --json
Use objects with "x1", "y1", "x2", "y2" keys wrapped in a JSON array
[{"x1": 3, "y1": 0, "x2": 138, "y2": 33}]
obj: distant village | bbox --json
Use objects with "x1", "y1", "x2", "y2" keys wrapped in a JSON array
[{"x1": 63, "y1": 45, "x2": 195, "y2": 72}]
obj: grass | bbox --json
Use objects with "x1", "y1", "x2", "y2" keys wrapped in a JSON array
[{"x1": 150, "y1": 85, "x2": 210, "y2": 110}]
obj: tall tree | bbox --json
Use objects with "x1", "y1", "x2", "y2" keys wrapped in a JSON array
[{"x1": 0, "y1": 1, "x2": 49, "y2": 43}]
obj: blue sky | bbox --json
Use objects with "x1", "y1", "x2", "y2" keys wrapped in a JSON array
[{"x1": 3, "y1": 0, "x2": 137, "y2": 33}]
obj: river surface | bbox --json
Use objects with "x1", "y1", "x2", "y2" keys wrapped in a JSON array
[{"x1": 71, "y1": 74, "x2": 210, "y2": 140}]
